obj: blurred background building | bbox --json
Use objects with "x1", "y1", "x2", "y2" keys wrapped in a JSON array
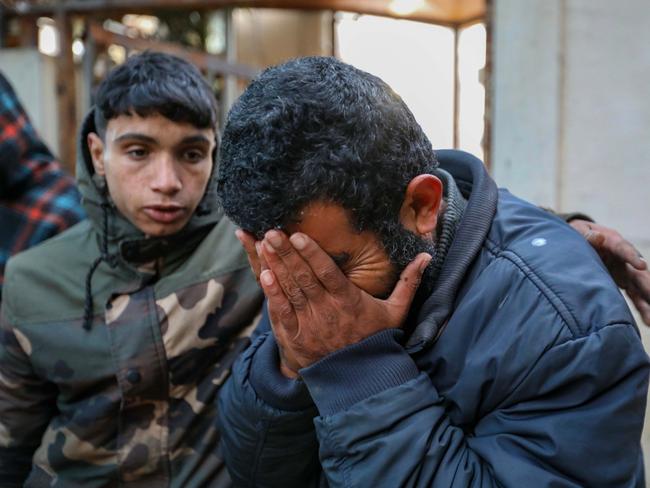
[{"x1": 1, "y1": 0, "x2": 649, "y2": 477}]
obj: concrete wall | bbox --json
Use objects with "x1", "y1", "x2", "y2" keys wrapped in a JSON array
[
  {"x1": 0, "y1": 48, "x2": 59, "y2": 157},
  {"x1": 491, "y1": 0, "x2": 650, "y2": 254},
  {"x1": 491, "y1": 0, "x2": 650, "y2": 479},
  {"x1": 234, "y1": 8, "x2": 333, "y2": 69}
]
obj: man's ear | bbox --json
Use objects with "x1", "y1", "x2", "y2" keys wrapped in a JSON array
[
  {"x1": 399, "y1": 174, "x2": 444, "y2": 238},
  {"x1": 87, "y1": 132, "x2": 106, "y2": 176}
]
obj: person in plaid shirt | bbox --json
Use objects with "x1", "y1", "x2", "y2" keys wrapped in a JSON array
[{"x1": 0, "y1": 72, "x2": 85, "y2": 299}]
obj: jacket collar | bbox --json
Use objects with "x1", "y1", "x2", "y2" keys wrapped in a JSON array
[{"x1": 406, "y1": 149, "x2": 498, "y2": 350}]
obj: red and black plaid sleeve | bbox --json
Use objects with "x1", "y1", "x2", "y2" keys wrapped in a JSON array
[{"x1": 0, "y1": 72, "x2": 85, "y2": 294}]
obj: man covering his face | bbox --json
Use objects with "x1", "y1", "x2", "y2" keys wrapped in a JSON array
[{"x1": 216, "y1": 56, "x2": 649, "y2": 486}]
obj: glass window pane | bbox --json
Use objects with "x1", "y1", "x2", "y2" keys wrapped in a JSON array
[{"x1": 336, "y1": 12, "x2": 455, "y2": 150}]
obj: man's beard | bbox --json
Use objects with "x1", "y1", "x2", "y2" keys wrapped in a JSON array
[{"x1": 378, "y1": 219, "x2": 437, "y2": 307}]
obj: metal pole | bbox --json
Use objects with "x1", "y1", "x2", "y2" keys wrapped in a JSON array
[
  {"x1": 453, "y1": 25, "x2": 460, "y2": 150},
  {"x1": 0, "y1": 5, "x2": 6, "y2": 49},
  {"x1": 483, "y1": 0, "x2": 493, "y2": 169},
  {"x1": 82, "y1": 23, "x2": 96, "y2": 110},
  {"x1": 55, "y1": 7, "x2": 77, "y2": 171},
  {"x1": 222, "y1": 6, "x2": 237, "y2": 127}
]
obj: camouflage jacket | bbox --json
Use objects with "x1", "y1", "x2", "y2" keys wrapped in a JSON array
[{"x1": 0, "y1": 112, "x2": 263, "y2": 487}]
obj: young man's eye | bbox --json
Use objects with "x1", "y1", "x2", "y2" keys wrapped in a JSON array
[
  {"x1": 183, "y1": 149, "x2": 207, "y2": 162},
  {"x1": 127, "y1": 148, "x2": 148, "y2": 159}
]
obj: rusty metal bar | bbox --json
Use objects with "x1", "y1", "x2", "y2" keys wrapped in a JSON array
[
  {"x1": 453, "y1": 25, "x2": 460, "y2": 150},
  {"x1": 4, "y1": 0, "x2": 484, "y2": 26},
  {"x1": 54, "y1": 8, "x2": 77, "y2": 172},
  {"x1": 482, "y1": 0, "x2": 492, "y2": 169},
  {"x1": 88, "y1": 22, "x2": 259, "y2": 79},
  {"x1": 0, "y1": 5, "x2": 5, "y2": 47}
]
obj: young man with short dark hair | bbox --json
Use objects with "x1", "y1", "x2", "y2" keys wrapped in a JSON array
[{"x1": 0, "y1": 52, "x2": 262, "y2": 487}]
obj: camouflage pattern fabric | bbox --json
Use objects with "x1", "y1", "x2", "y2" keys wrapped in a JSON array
[
  {"x1": 0, "y1": 110, "x2": 264, "y2": 487},
  {"x1": 0, "y1": 218, "x2": 262, "y2": 487}
]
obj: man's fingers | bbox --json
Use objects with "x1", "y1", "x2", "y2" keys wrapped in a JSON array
[
  {"x1": 260, "y1": 270, "x2": 299, "y2": 338},
  {"x1": 613, "y1": 239, "x2": 647, "y2": 271},
  {"x1": 627, "y1": 264, "x2": 650, "y2": 302},
  {"x1": 628, "y1": 290, "x2": 650, "y2": 326},
  {"x1": 386, "y1": 253, "x2": 432, "y2": 323},
  {"x1": 255, "y1": 241, "x2": 269, "y2": 273},
  {"x1": 260, "y1": 278, "x2": 300, "y2": 373},
  {"x1": 598, "y1": 224, "x2": 648, "y2": 270},
  {"x1": 579, "y1": 222, "x2": 647, "y2": 271},
  {"x1": 261, "y1": 236, "x2": 309, "y2": 311},
  {"x1": 236, "y1": 229, "x2": 261, "y2": 280},
  {"x1": 583, "y1": 230, "x2": 606, "y2": 249},
  {"x1": 289, "y1": 232, "x2": 350, "y2": 296},
  {"x1": 265, "y1": 230, "x2": 326, "y2": 300}
]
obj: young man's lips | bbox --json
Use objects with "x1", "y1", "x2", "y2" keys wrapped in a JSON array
[{"x1": 143, "y1": 205, "x2": 186, "y2": 223}]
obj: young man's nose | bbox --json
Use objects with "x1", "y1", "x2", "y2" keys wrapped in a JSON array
[{"x1": 151, "y1": 155, "x2": 182, "y2": 194}]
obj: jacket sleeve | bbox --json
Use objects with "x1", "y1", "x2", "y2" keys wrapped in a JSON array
[
  {"x1": 218, "y1": 328, "x2": 322, "y2": 487},
  {"x1": 0, "y1": 304, "x2": 57, "y2": 486},
  {"x1": 300, "y1": 324, "x2": 648, "y2": 487}
]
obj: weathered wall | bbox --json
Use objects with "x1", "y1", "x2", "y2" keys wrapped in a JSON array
[
  {"x1": 234, "y1": 8, "x2": 333, "y2": 69},
  {"x1": 491, "y1": 0, "x2": 650, "y2": 254},
  {"x1": 0, "y1": 48, "x2": 59, "y2": 157}
]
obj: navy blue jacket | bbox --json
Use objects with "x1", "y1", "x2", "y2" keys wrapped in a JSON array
[{"x1": 218, "y1": 150, "x2": 649, "y2": 487}]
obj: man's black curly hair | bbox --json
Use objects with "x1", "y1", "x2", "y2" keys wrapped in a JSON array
[
  {"x1": 93, "y1": 51, "x2": 218, "y2": 138},
  {"x1": 217, "y1": 56, "x2": 438, "y2": 242}
]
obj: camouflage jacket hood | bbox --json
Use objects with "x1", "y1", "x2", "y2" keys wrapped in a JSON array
[{"x1": 0, "y1": 110, "x2": 263, "y2": 487}]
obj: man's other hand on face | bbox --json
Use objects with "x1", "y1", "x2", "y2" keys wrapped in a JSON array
[{"x1": 238, "y1": 229, "x2": 430, "y2": 378}]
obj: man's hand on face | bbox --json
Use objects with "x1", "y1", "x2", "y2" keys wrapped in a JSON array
[
  {"x1": 570, "y1": 219, "x2": 650, "y2": 325},
  {"x1": 236, "y1": 229, "x2": 431, "y2": 378}
]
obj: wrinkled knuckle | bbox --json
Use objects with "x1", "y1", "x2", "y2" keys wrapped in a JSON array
[
  {"x1": 319, "y1": 264, "x2": 339, "y2": 283},
  {"x1": 303, "y1": 281, "x2": 320, "y2": 294},
  {"x1": 294, "y1": 271, "x2": 314, "y2": 289},
  {"x1": 407, "y1": 275, "x2": 422, "y2": 290},
  {"x1": 278, "y1": 303, "x2": 294, "y2": 321},
  {"x1": 322, "y1": 310, "x2": 338, "y2": 327},
  {"x1": 611, "y1": 233, "x2": 625, "y2": 246},
  {"x1": 286, "y1": 288, "x2": 302, "y2": 302},
  {"x1": 276, "y1": 245, "x2": 294, "y2": 259},
  {"x1": 617, "y1": 242, "x2": 633, "y2": 255},
  {"x1": 330, "y1": 283, "x2": 348, "y2": 296},
  {"x1": 321, "y1": 266, "x2": 346, "y2": 293},
  {"x1": 286, "y1": 288, "x2": 307, "y2": 308}
]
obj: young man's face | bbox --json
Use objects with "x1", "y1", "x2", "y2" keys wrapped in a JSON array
[{"x1": 88, "y1": 113, "x2": 215, "y2": 237}]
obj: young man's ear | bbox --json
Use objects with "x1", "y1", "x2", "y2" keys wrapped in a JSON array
[
  {"x1": 399, "y1": 174, "x2": 444, "y2": 238},
  {"x1": 87, "y1": 132, "x2": 106, "y2": 176}
]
